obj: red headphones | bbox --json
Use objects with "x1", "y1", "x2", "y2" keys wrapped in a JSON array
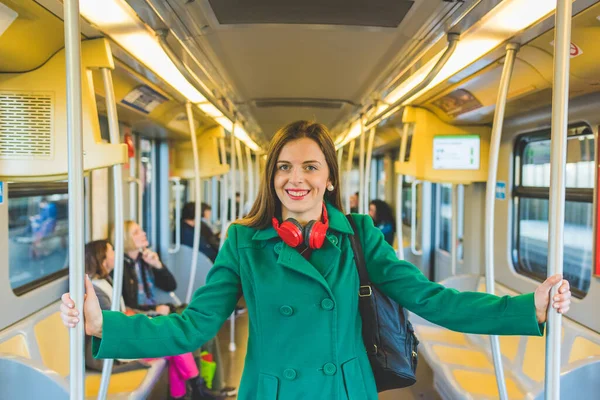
[{"x1": 272, "y1": 203, "x2": 329, "y2": 249}]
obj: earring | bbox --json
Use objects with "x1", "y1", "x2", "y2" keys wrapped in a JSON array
[{"x1": 327, "y1": 184, "x2": 334, "y2": 192}]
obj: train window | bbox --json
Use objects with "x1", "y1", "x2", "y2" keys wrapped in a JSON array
[
  {"x1": 513, "y1": 126, "x2": 594, "y2": 298},
  {"x1": 8, "y1": 183, "x2": 69, "y2": 295},
  {"x1": 438, "y1": 184, "x2": 464, "y2": 259}
]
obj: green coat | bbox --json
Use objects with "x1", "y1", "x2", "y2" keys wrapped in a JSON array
[{"x1": 93, "y1": 203, "x2": 543, "y2": 400}]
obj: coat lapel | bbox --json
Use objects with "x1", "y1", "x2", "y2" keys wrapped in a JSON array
[
  {"x1": 277, "y1": 244, "x2": 332, "y2": 292},
  {"x1": 310, "y1": 236, "x2": 341, "y2": 279}
]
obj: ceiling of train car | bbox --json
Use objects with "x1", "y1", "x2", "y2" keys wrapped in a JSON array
[{"x1": 145, "y1": 0, "x2": 456, "y2": 141}]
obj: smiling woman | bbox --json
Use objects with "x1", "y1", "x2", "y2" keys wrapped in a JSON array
[{"x1": 60, "y1": 119, "x2": 571, "y2": 400}]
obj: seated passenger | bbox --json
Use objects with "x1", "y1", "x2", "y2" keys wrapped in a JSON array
[
  {"x1": 369, "y1": 199, "x2": 396, "y2": 246},
  {"x1": 83, "y1": 240, "x2": 224, "y2": 400},
  {"x1": 114, "y1": 221, "x2": 177, "y2": 314},
  {"x1": 181, "y1": 202, "x2": 220, "y2": 262}
]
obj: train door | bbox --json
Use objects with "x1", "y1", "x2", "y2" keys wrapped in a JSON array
[
  {"x1": 400, "y1": 175, "x2": 434, "y2": 278},
  {"x1": 433, "y1": 183, "x2": 465, "y2": 282}
]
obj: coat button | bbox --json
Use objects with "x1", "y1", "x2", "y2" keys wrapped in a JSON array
[
  {"x1": 283, "y1": 368, "x2": 297, "y2": 380},
  {"x1": 279, "y1": 305, "x2": 294, "y2": 316},
  {"x1": 328, "y1": 235, "x2": 338, "y2": 245},
  {"x1": 321, "y1": 298, "x2": 335, "y2": 311},
  {"x1": 323, "y1": 363, "x2": 337, "y2": 376},
  {"x1": 274, "y1": 242, "x2": 283, "y2": 254}
]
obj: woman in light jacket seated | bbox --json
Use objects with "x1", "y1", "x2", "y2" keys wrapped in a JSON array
[{"x1": 115, "y1": 221, "x2": 177, "y2": 315}]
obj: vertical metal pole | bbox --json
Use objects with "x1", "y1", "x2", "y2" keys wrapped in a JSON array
[
  {"x1": 211, "y1": 176, "x2": 219, "y2": 226},
  {"x1": 245, "y1": 147, "x2": 254, "y2": 208},
  {"x1": 364, "y1": 128, "x2": 375, "y2": 214},
  {"x1": 64, "y1": 0, "x2": 85, "y2": 398},
  {"x1": 485, "y1": 43, "x2": 519, "y2": 400},
  {"x1": 451, "y1": 184, "x2": 458, "y2": 275},
  {"x1": 219, "y1": 138, "x2": 229, "y2": 249},
  {"x1": 396, "y1": 123, "x2": 411, "y2": 260},
  {"x1": 98, "y1": 68, "x2": 126, "y2": 400},
  {"x1": 358, "y1": 118, "x2": 366, "y2": 214},
  {"x1": 150, "y1": 141, "x2": 157, "y2": 247},
  {"x1": 410, "y1": 180, "x2": 423, "y2": 256},
  {"x1": 185, "y1": 103, "x2": 202, "y2": 304},
  {"x1": 168, "y1": 177, "x2": 182, "y2": 254},
  {"x1": 546, "y1": 1, "x2": 572, "y2": 398},
  {"x1": 228, "y1": 122, "x2": 238, "y2": 352},
  {"x1": 230, "y1": 120, "x2": 237, "y2": 222},
  {"x1": 345, "y1": 140, "x2": 356, "y2": 212},
  {"x1": 236, "y1": 140, "x2": 245, "y2": 218},
  {"x1": 127, "y1": 178, "x2": 143, "y2": 225},
  {"x1": 129, "y1": 149, "x2": 137, "y2": 222},
  {"x1": 337, "y1": 148, "x2": 344, "y2": 174}
]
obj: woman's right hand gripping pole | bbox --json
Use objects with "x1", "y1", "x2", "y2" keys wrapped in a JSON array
[{"x1": 60, "y1": 275, "x2": 103, "y2": 338}]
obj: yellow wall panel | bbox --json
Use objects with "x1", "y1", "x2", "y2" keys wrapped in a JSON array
[{"x1": 34, "y1": 313, "x2": 70, "y2": 377}]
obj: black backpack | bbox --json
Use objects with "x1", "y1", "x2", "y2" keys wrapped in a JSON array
[{"x1": 346, "y1": 215, "x2": 419, "y2": 392}]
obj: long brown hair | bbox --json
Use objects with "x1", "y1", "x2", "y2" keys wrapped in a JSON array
[
  {"x1": 85, "y1": 240, "x2": 111, "y2": 279},
  {"x1": 238, "y1": 120, "x2": 344, "y2": 229}
]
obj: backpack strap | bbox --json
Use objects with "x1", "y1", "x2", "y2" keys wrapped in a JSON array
[{"x1": 346, "y1": 214, "x2": 378, "y2": 355}]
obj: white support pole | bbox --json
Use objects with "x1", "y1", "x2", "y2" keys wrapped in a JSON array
[
  {"x1": 396, "y1": 123, "x2": 411, "y2": 260},
  {"x1": 97, "y1": 68, "x2": 125, "y2": 400},
  {"x1": 545, "y1": 1, "x2": 572, "y2": 398},
  {"x1": 185, "y1": 103, "x2": 202, "y2": 304},
  {"x1": 345, "y1": 140, "x2": 356, "y2": 212},
  {"x1": 246, "y1": 146, "x2": 254, "y2": 207},
  {"x1": 364, "y1": 128, "x2": 375, "y2": 213},
  {"x1": 219, "y1": 138, "x2": 229, "y2": 249},
  {"x1": 485, "y1": 43, "x2": 519, "y2": 400},
  {"x1": 358, "y1": 117, "x2": 366, "y2": 214},
  {"x1": 64, "y1": 0, "x2": 85, "y2": 397},
  {"x1": 168, "y1": 177, "x2": 182, "y2": 254},
  {"x1": 230, "y1": 120, "x2": 237, "y2": 222},
  {"x1": 236, "y1": 139, "x2": 245, "y2": 218}
]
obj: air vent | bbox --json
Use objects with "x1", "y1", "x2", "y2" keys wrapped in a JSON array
[
  {"x1": 209, "y1": 0, "x2": 414, "y2": 28},
  {"x1": 254, "y1": 99, "x2": 345, "y2": 109},
  {"x1": 0, "y1": 92, "x2": 53, "y2": 159}
]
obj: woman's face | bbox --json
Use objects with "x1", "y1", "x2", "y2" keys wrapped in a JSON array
[
  {"x1": 129, "y1": 223, "x2": 148, "y2": 249},
  {"x1": 203, "y1": 209, "x2": 212, "y2": 220},
  {"x1": 274, "y1": 138, "x2": 331, "y2": 224},
  {"x1": 104, "y1": 243, "x2": 115, "y2": 272},
  {"x1": 369, "y1": 204, "x2": 377, "y2": 220}
]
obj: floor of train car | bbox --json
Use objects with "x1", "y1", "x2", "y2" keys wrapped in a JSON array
[{"x1": 216, "y1": 303, "x2": 441, "y2": 400}]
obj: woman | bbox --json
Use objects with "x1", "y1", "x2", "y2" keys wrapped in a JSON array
[
  {"x1": 83, "y1": 240, "x2": 224, "y2": 400},
  {"x1": 368, "y1": 199, "x2": 396, "y2": 246},
  {"x1": 115, "y1": 221, "x2": 177, "y2": 315},
  {"x1": 62, "y1": 121, "x2": 571, "y2": 400}
]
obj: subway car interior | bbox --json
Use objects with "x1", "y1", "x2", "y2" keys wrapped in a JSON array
[{"x1": 0, "y1": 0, "x2": 599, "y2": 399}]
